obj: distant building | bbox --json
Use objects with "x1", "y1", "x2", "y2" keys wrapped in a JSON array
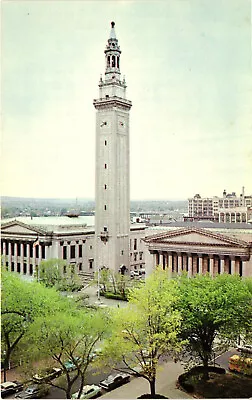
[{"x1": 187, "y1": 187, "x2": 252, "y2": 223}]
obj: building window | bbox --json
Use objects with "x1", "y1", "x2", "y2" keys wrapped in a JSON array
[
  {"x1": 70, "y1": 245, "x2": 75, "y2": 259},
  {"x1": 134, "y1": 253, "x2": 137, "y2": 261},
  {"x1": 121, "y1": 250, "x2": 124, "y2": 255},
  {"x1": 17, "y1": 243, "x2": 21, "y2": 257},
  {"x1": 5, "y1": 242, "x2": 9, "y2": 255},
  {"x1": 11, "y1": 262, "x2": 14, "y2": 272},
  {"x1": 104, "y1": 205, "x2": 107, "y2": 210},
  {"x1": 90, "y1": 245, "x2": 92, "y2": 250},
  {"x1": 89, "y1": 260, "x2": 93, "y2": 269},
  {"x1": 139, "y1": 252, "x2": 143, "y2": 261},
  {"x1": 79, "y1": 244, "x2": 82, "y2": 258},
  {"x1": 5, "y1": 262, "x2": 9, "y2": 270},
  {"x1": 17, "y1": 263, "x2": 21, "y2": 273},
  {"x1": 105, "y1": 140, "x2": 107, "y2": 146},
  {"x1": 104, "y1": 163, "x2": 107, "y2": 169},
  {"x1": 23, "y1": 244, "x2": 27, "y2": 257},
  {"x1": 11, "y1": 242, "x2": 15, "y2": 256},
  {"x1": 63, "y1": 246, "x2": 67, "y2": 260},
  {"x1": 23, "y1": 263, "x2": 27, "y2": 274},
  {"x1": 79, "y1": 263, "x2": 82, "y2": 271},
  {"x1": 29, "y1": 264, "x2": 33, "y2": 275},
  {"x1": 104, "y1": 184, "x2": 107, "y2": 189},
  {"x1": 134, "y1": 239, "x2": 137, "y2": 251}
]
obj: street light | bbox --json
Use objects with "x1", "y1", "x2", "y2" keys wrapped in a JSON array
[{"x1": 97, "y1": 267, "x2": 101, "y2": 301}]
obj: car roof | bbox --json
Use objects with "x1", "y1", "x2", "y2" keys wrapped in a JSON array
[{"x1": 1, "y1": 382, "x2": 15, "y2": 388}]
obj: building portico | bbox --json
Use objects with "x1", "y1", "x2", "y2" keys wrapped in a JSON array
[{"x1": 144, "y1": 227, "x2": 252, "y2": 277}]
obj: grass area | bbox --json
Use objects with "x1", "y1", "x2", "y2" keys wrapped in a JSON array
[{"x1": 186, "y1": 372, "x2": 252, "y2": 398}]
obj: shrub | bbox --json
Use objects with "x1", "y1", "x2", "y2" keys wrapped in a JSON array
[{"x1": 103, "y1": 291, "x2": 128, "y2": 301}]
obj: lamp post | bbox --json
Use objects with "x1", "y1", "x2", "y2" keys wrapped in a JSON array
[{"x1": 97, "y1": 266, "x2": 101, "y2": 301}]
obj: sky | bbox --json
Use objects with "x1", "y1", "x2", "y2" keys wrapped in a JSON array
[{"x1": 1, "y1": 0, "x2": 252, "y2": 200}]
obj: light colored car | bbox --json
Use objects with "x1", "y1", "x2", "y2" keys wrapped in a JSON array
[
  {"x1": 33, "y1": 367, "x2": 62, "y2": 382},
  {"x1": 71, "y1": 384, "x2": 102, "y2": 399},
  {"x1": 1, "y1": 381, "x2": 23, "y2": 397}
]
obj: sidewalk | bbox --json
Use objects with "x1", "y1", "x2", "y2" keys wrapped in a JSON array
[{"x1": 100, "y1": 361, "x2": 192, "y2": 399}]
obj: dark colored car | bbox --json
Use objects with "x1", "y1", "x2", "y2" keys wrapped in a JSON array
[
  {"x1": 1, "y1": 381, "x2": 23, "y2": 397},
  {"x1": 15, "y1": 384, "x2": 49, "y2": 399},
  {"x1": 99, "y1": 373, "x2": 130, "y2": 391}
]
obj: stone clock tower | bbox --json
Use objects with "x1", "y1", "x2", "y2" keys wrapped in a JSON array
[{"x1": 93, "y1": 22, "x2": 132, "y2": 273}]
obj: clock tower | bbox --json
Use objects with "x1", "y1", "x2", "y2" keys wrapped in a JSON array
[{"x1": 93, "y1": 22, "x2": 132, "y2": 273}]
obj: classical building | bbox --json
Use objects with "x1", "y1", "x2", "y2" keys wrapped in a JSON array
[
  {"x1": 187, "y1": 187, "x2": 252, "y2": 222},
  {"x1": 144, "y1": 222, "x2": 252, "y2": 277},
  {"x1": 93, "y1": 22, "x2": 132, "y2": 273},
  {"x1": 1, "y1": 218, "x2": 146, "y2": 281}
]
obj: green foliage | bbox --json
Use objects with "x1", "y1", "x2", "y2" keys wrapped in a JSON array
[
  {"x1": 1, "y1": 270, "x2": 70, "y2": 382},
  {"x1": 103, "y1": 291, "x2": 128, "y2": 301},
  {"x1": 99, "y1": 268, "x2": 184, "y2": 396},
  {"x1": 26, "y1": 309, "x2": 112, "y2": 398},
  {"x1": 36, "y1": 259, "x2": 82, "y2": 291},
  {"x1": 176, "y1": 273, "x2": 252, "y2": 380},
  {"x1": 94, "y1": 268, "x2": 136, "y2": 296}
]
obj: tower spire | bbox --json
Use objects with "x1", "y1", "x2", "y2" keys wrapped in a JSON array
[{"x1": 104, "y1": 21, "x2": 121, "y2": 81}]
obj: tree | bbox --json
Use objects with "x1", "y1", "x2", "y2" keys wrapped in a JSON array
[
  {"x1": 176, "y1": 273, "x2": 252, "y2": 380},
  {"x1": 1, "y1": 271, "x2": 68, "y2": 382},
  {"x1": 35, "y1": 258, "x2": 82, "y2": 291},
  {"x1": 26, "y1": 309, "x2": 111, "y2": 399},
  {"x1": 99, "y1": 268, "x2": 184, "y2": 397}
]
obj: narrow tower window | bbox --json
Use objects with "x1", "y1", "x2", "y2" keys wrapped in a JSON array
[
  {"x1": 107, "y1": 56, "x2": 110, "y2": 67},
  {"x1": 104, "y1": 205, "x2": 107, "y2": 210},
  {"x1": 117, "y1": 57, "x2": 119, "y2": 68},
  {"x1": 105, "y1": 140, "x2": 107, "y2": 146},
  {"x1": 104, "y1": 163, "x2": 107, "y2": 169},
  {"x1": 104, "y1": 184, "x2": 107, "y2": 189},
  {"x1": 112, "y1": 55, "x2": 116, "y2": 67}
]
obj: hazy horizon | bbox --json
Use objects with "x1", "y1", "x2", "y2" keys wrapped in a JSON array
[{"x1": 2, "y1": 1, "x2": 251, "y2": 199}]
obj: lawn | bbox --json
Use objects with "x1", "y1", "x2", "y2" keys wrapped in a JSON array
[{"x1": 186, "y1": 372, "x2": 252, "y2": 398}]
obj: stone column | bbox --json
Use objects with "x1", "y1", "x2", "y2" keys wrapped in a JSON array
[
  {"x1": 168, "y1": 253, "x2": 173, "y2": 270},
  {"x1": 231, "y1": 258, "x2": 236, "y2": 275},
  {"x1": 20, "y1": 242, "x2": 24, "y2": 274},
  {"x1": 187, "y1": 253, "x2": 193, "y2": 277},
  {"x1": 209, "y1": 256, "x2": 214, "y2": 277},
  {"x1": 14, "y1": 242, "x2": 18, "y2": 272},
  {"x1": 220, "y1": 256, "x2": 225, "y2": 274},
  {"x1": 2, "y1": 241, "x2": 6, "y2": 266},
  {"x1": 198, "y1": 254, "x2": 203, "y2": 274},
  {"x1": 177, "y1": 253, "x2": 182, "y2": 275}
]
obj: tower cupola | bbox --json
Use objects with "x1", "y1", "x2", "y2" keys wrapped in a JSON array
[{"x1": 104, "y1": 21, "x2": 121, "y2": 82}]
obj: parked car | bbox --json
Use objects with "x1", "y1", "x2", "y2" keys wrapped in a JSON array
[
  {"x1": 71, "y1": 384, "x2": 102, "y2": 399},
  {"x1": 33, "y1": 367, "x2": 62, "y2": 382},
  {"x1": 99, "y1": 373, "x2": 130, "y2": 390},
  {"x1": 1, "y1": 381, "x2": 23, "y2": 397},
  {"x1": 63, "y1": 360, "x2": 77, "y2": 372},
  {"x1": 15, "y1": 384, "x2": 49, "y2": 399}
]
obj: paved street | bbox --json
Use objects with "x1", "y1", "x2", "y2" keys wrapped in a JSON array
[{"x1": 2, "y1": 286, "x2": 240, "y2": 399}]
